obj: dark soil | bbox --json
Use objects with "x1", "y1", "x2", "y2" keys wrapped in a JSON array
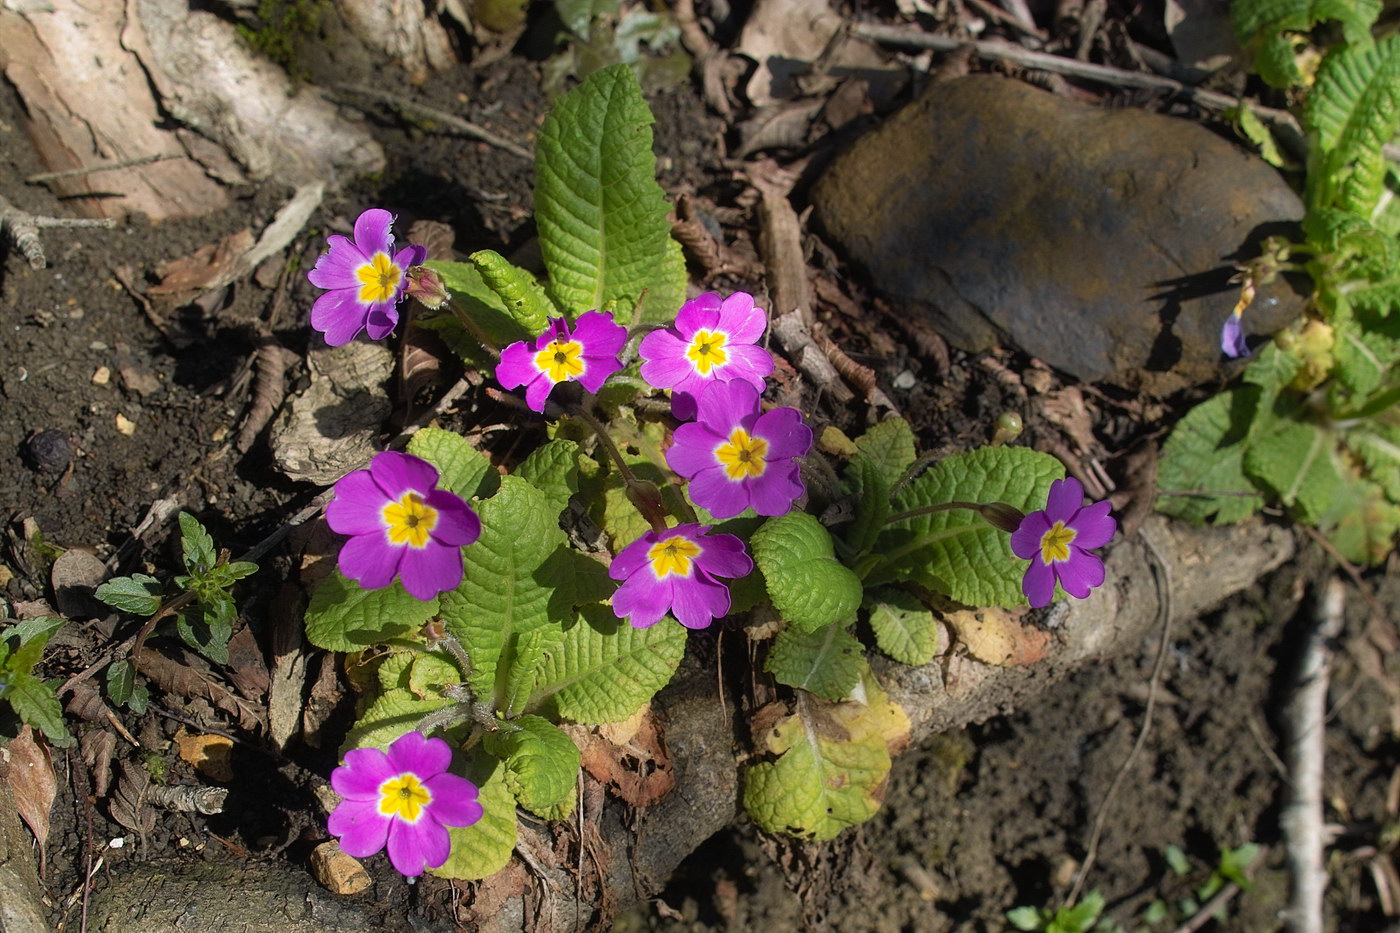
[{"x1": 2, "y1": 6, "x2": 1398, "y2": 933}]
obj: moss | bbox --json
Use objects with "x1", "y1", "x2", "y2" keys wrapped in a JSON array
[{"x1": 235, "y1": 0, "x2": 327, "y2": 82}]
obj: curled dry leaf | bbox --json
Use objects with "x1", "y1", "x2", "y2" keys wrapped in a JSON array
[
  {"x1": 235, "y1": 337, "x2": 295, "y2": 453},
  {"x1": 174, "y1": 729, "x2": 236, "y2": 783},
  {"x1": 134, "y1": 646, "x2": 264, "y2": 732},
  {"x1": 946, "y1": 607, "x2": 1052, "y2": 667},
  {"x1": 563, "y1": 711, "x2": 676, "y2": 808},
  {"x1": 146, "y1": 783, "x2": 228, "y2": 815},
  {"x1": 6, "y1": 726, "x2": 57, "y2": 857},
  {"x1": 109, "y1": 760, "x2": 156, "y2": 842},
  {"x1": 80, "y1": 728, "x2": 119, "y2": 798}
]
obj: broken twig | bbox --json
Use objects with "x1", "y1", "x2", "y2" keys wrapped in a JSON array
[
  {"x1": 1, "y1": 195, "x2": 115, "y2": 269},
  {"x1": 26, "y1": 153, "x2": 180, "y2": 185},
  {"x1": 334, "y1": 84, "x2": 533, "y2": 161}
]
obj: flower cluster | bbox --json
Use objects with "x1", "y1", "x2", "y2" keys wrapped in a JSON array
[
  {"x1": 639, "y1": 291, "x2": 773, "y2": 419},
  {"x1": 609, "y1": 523, "x2": 753, "y2": 629},
  {"x1": 1009, "y1": 477, "x2": 1116, "y2": 608},
  {"x1": 329, "y1": 732, "x2": 482, "y2": 877},
  {"x1": 495, "y1": 311, "x2": 628, "y2": 412},
  {"x1": 308, "y1": 209, "x2": 426, "y2": 346}
]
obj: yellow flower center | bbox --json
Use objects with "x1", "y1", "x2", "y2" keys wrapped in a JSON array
[
  {"x1": 356, "y1": 252, "x2": 404, "y2": 304},
  {"x1": 715, "y1": 428, "x2": 769, "y2": 480},
  {"x1": 535, "y1": 339, "x2": 585, "y2": 383},
  {"x1": 382, "y1": 492, "x2": 439, "y2": 548},
  {"x1": 647, "y1": 534, "x2": 702, "y2": 579},
  {"x1": 685, "y1": 329, "x2": 729, "y2": 374},
  {"x1": 1039, "y1": 521, "x2": 1077, "y2": 564},
  {"x1": 377, "y1": 772, "x2": 432, "y2": 823}
]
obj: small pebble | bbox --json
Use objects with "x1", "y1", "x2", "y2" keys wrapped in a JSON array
[
  {"x1": 310, "y1": 841, "x2": 372, "y2": 896},
  {"x1": 892, "y1": 370, "x2": 917, "y2": 390},
  {"x1": 23, "y1": 429, "x2": 72, "y2": 474},
  {"x1": 92, "y1": 366, "x2": 111, "y2": 385},
  {"x1": 114, "y1": 413, "x2": 137, "y2": 436}
]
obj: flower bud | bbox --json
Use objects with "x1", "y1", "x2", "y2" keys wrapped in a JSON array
[
  {"x1": 991, "y1": 411, "x2": 1023, "y2": 447},
  {"x1": 404, "y1": 265, "x2": 448, "y2": 310},
  {"x1": 978, "y1": 502, "x2": 1026, "y2": 534}
]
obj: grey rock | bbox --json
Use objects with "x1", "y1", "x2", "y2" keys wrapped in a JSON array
[
  {"x1": 812, "y1": 75, "x2": 1305, "y2": 393},
  {"x1": 271, "y1": 341, "x2": 392, "y2": 485},
  {"x1": 50, "y1": 548, "x2": 109, "y2": 619}
]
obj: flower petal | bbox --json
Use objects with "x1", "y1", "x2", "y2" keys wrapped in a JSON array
[
  {"x1": 715, "y1": 291, "x2": 766, "y2": 344},
  {"x1": 1043, "y1": 477, "x2": 1085, "y2": 524},
  {"x1": 327, "y1": 470, "x2": 390, "y2": 536},
  {"x1": 686, "y1": 467, "x2": 747, "y2": 519},
  {"x1": 524, "y1": 372, "x2": 554, "y2": 412},
  {"x1": 666, "y1": 422, "x2": 726, "y2": 478},
  {"x1": 670, "y1": 573, "x2": 729, "y2": 629},
  {"x1": 1010, "y1": 511, "x2": 1052, "y2": 560},
  {"x1": 311, "y1": 289, "x2": 369, "y2": 346},
  {"x1": 338, "y1": 533, "x2": 402, "y2": 591},
  {"x1": 572, "y1": 310, "x2": 627, "y2": 360},
  {"x1": 331, "y1": 746, "x2": 397, "y2": 800},
  {"x1": 1070, "y1": 499, "x2": 1116, "y2": 550},
  {"x1": 608, "y1": 532, "x2": 657, "y2": 582},
  {"x1": 611, "y1": 573, "x2": 672, "y2": 628},
  {"x1": 674, "y1": 292, "x2": 722, "y2": 335},
  {"x1": 370, "y1": 451, "x2": 440, "y2": 501},
  {"x1": 1021, "y1": 557, "x2": 1057, "y2": 608},
  {"x1": 422, "y1": 773, "x2": 484, "y2": 827},
  {"x1": 1220, "y1": 313, "x2": 1249, "y2": 358},
  {"x1": 385, "y1": 814, "x2": 451, "y2": 876},
  {"x1": 752, "y1": 407, "x2": 812, "y2": 460},
  {"x1": 353, "y1": 208, "x2": 395, "y2": 257},
  {"x1": 495, "y1": 341, "x2": 539, "y2": 391},
  {"x1": 694, "y1": 532, "x2": 752, "y2": 579},
  {"x1": 747, "y1": 465, "x2": 804, "y2": 517},
  {"x1": 364, "y1": 303, "x2": 399, "y2": 340},
  {"x1": 328, "y1": 798, "x2": 391, "y2": 858},
  {"x1": 394, "y1": 242, "x2": 428, "y2": 273},
  {"x1": 1056, "y1": 550, "x2": 1106, "y2": 599},
  {"x1": 397, "y1": 542, "x2": 463, "y2": 600},
  {"x1": 721, "y1": 343, "x2": 775, "y2": 386},
  {"x1": 386, "y1": 731, "x2": 451, "y2": 779},
  {"x1": 308, "y1": 235, "x2": 369, "y2": 290},
  {"x1": 669, "y1": 391, "x2": 699, "y2": 422},
  {"x1": 695, "y1": 380, "x2": 758, "y2": 430},
  {"x1": 427, "y1": 493, "x2": 481, "y2": 547}
]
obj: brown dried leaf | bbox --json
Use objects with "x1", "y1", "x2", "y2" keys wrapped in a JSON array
[
  {"x1": 80, "y1": 728, "x2": 118, "y2": 798},
  {"x1": 564, "y1": 711, "x2": 675, "y2": 808},
  {"x1": 7, "y1": 727, "x2": 57, "y2": 855},
  {"x1": 109, "y1": 760, "x2": 156, "y2": 840},
  {"x1": 148, "y1": 228, "x2": 255, "y2": 300},
  {"x1": 174, "y1": 729, "x2": 235, "y2": 782},
  {"x1": 134, "y1": 646, "x2": 263, "y2": 731},
  {"x1": 948, "y1": 607, "x2": 1051, "y2": 667},
  {"x1": 224, "y1": 624, "x2": 269, "y2": 703},
  {"x1": 235, "y1": 337, "x2": 294, "y2": 452}
]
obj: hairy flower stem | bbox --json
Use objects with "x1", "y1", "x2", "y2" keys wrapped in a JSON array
[
  {"x1": 882, "y1": 500, "x2": 987, "y2": 526},
  {"x1": 445, "y1": 298, "x2": 501, "y2": 360},
  {"x1": 572, "y1": 405, "x2": 677, "y2": 532}
]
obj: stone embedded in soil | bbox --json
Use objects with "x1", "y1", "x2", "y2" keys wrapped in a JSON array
[
  {"x1": 50, "y1": 548, "x2": 109, "y2": 619},
  {"x1": 812, "y1": 75, "x2": 1306, "y2": 393},
  {"x1": 22, "y1": 429, "x2": 71, "y2": 474},
  {"x1": 271, "y1": 341, "x2": 393, "y2": 485},
  {"x1": 310, "y1": 840, "x2": 373, "y2": 896}
]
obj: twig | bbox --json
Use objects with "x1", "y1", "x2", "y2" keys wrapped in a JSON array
[
  {"x1": 1170, "y1": 881, "x2": 1243, "y2": 933},
  {"x1": 1, "y1": 195, "x2": 114, "y2": 269},
  {"x1": 1282, "y1": 578, "x2": 1345, "y2": 933},
  {"x1": 1067, "y1": 526, "x2": 1173, "y2": 907},
  {"x1": 333, "y1": 84, "x2": 533, "y2": 161},
  {"x1": 26, "y1": 153, "x2": 179, "y2": 184}
]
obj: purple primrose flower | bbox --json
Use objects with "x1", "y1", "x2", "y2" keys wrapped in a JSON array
[
  {"x1": 666, "y1": 381, "x2": 812, "y2": 519},
  {"x1": 609, "y1": 523, "x2": 753, "y2": 629},
  {"x1": 308, "y1": 208, "x2": 426, "y2": 346},
  {"x1": 639, "y1": 291, "x2": 774, "y2": 420},
  {"x1": 1220, "y1": 309, "x2": 1250, "y2": 358},
  {"x1": 495, "y1": 311, "x2": 628, "y2": 412},
  {"x1": 329, "y1": 731, "x2": 483, "y2": 877},
  {"x1": 1009, "y1": 476, "x2": 1116, "y2": 608},
  {"x1": 326, "y1": 451, "x2": 481, "y2": 601}
]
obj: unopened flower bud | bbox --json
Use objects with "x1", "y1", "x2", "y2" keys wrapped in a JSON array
[
  {"x1": 978, "y1": 502, "x2": 1025, "y2": 534},
  {"x1": 991, "y1": 411, "x2": 1023, "y2": 447},
  {"x1": 404, "y1": 265, "x2": 448, "y2": 310}
]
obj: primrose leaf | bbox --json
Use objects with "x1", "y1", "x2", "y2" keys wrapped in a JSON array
[
  {"x1": 1243, "y1": 417, "x2": 1342, "y2": 524},
  {"x1": 408, "y1": 427, "x2": 500, "y2": 502},
  {"x1": 843, "y1": 418, "x2": 917, "y2": 554},
  {"x1": 851, "y1": 418, "x2": 917, "y2": 489},
  {"x1": 765, "y1": 624, "x2": 863, "y2": 701},
  {"x1": 419, "y1": 259, "x2": 538, "y2": 366},
  {"x1": 305, "y1": 571, "x2": 439, "y2": 652},
  {"x1": 439, "y1": 477, "x2": 564, "y2": 704},
  {"x1": 5, "y1": 673, "x2": 73, "y2": 747},
  {"x1": 1318, "y1": 472, "x2": 1400, "y2": 564},
  {"x1": 1346, "y1": 421, "x2": 1400, "y2": 501},
  {"x1": 407, "y1": 652, "x2": 465, "y2": 697},
  {"x1": 341, "y1": 687, "x2": 453, "y2": 754},
  {"x1": 434, "y1": 757, "x2": 518, "y2": 881},
  {"x1": 751, "y1": 512, "x2": 862, "y2": 631},
  {"x1": 515, "y1": 439, "x2": 581, "y2": 515},
  {"x1": 1231, "y1": 0, "x2": 1381, "y2": 87},
  {"x1": 1333, "y1": 318, "x2": 1398, "y2": 395},
  {"x1": 743, "y1": 665, "x2": 909, "y2": 840},
  {"x1": 877, "y1": 447, "x2": 1063, "y2": 607},
  {"x1": 1305, "y1": 34, "x2": 1400, "y2": 215},
  {"x1": 1156, "y1": 388, "x2": 1267, "y2": 524},
  {"x1": 483, "y1": 714, "x2": 581, "y2": 819},
  {"x1": 469, "y1": 249, "x2": 558, "y2": 334},
  {"x1": 542, "y1": 547, "x2": 615, "y2": 617},
  {"x1": 95, "y1": 574, "x2": 164, "y2": 616},
  {"x1": 535, "y1": 63, "x2": 685, "y2": 322},
  {"x1": 529, "y1": 607, "x2": 686, "y2": 724},
  {"x1": 501, "y1": 628, "x2": 559, "y2": 719},
  {"x1": 865, "y1": 588, "x2": 945, "y2": 666},
  {"x1": 178, "y1": 512, "x2": 217, "y2": 574}
]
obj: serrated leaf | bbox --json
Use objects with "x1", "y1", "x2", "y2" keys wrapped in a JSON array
[
  {"x1": 0, "y1": 617, "x2": 65, "y2": 673},
  {"x1": 178, "y1": 512, "x2": 217, "y2": 574},
  {"x1": 864, "y1": 588, "x2": 944, "y2": 666},
  {"x1": 469, "y1": 250, "x2": 557, "y2": 334},
  {"x1": 433, "y1": 757, "x2": 517, "y2": 880},
  {"x1": 1243, "y1": 417, "x2": 1342, "y2": 523},
  {"x1": 408, "y1": 652, "x2": 464, "y2": 698},
  {"x1": 1319, "y1": 472, "x2": 1400, "y2": 563},
  {"x1": 766, "y1": 624, "x2": 863, "y2": 701},
  {"x1": 6, "y1": 673, "x2": 73, "y2": 747},
  {"x1": 743, "y1": 665, "x2": 908, "y2": 840},
  {"x1": 95, "y1": 574, "x2": 163, "y2": 615},
  {"x1": 1156, "y1": 388, "x2": 1266, "y2": 524},
  {"x1": 1232, "y1": 103, "x2": 1289, "y2": 168},
  {"x1": 1232, "y1": 0, "x2": 1381, "y2": 87},
  {"x1": 851, "y1": 418, "x2": 917, "y2": 489},
  {"x1": 377, "y1": 650, "x2": 417, "y2": 691},
  {"x1": 1334, "y1": 318, "x2": 1396, "y2": 395},
  {"x1": 516, "y1": 439, "x2": 581, "y2": 515},
  {"x1": 501, "y1": 628, "x2": 561, "y2": 719},
  {"x1": 342, "y1": 687, "x2": 454, "y2": 753},
  {"x1": 304, "y1": 571, "x2": 440, "y2": 652},
  {"x1": 751, "y1": 513, "x2": 862, "y2": 631},
  {"x1": 528, "y1": 607, "x2": 686, "y2": 724},
  {"x1": 407, "y1": 428, "x2": 500, "y2": 502},
  {"x1": 875, "y1": 447, "x2": 1063, "y2": 607},
  {"x1": 844, "y1": 418, "x2": 916, "y2": 554},
  {"x1": 1306, "y1": 35, "x2": 1400, "y2": 215},
  {"x1": 106, "y1": 658, "x2": 136, "y2": 707},
  {"x1": 438, "y1": 477, "x2": 565, "y2": 704},
  {"x1": 420, "y1": 259, "x2": 538, "y2": 365},
  {"x1": 483, "y1": 715, "x2": 580, "y2": 819},
  {"x1": 1346, "y1": 421, "x2": 1400, "y2": 501},
  {"x1": 176, "y1": 603, "x2": 231, "y2": 665},
  {"x1": 535, "y1": 63, "x2": 685, "y2": 322}
]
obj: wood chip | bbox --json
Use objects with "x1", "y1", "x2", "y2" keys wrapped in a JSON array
[
  {"x1": 173, "y1": 730, "x2": 235, "y2": 782},
  {"x1": 310, "y1": 840, "x2": 373, "y2": 895}
]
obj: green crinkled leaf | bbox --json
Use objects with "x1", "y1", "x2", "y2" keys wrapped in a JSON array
[
  {"x1": 304, "y1": 571, "x2": 439, "y2": 652},
  {"x1": 844, "y1": 418, "x2": 917, "y2": 554},
  {"x1": 515, "y1": 439, "x2": 581, "y2": 515},
  {"x1": 105, "y1": 658, "x2": 136, "y2": 707},
  {"x1": 434, "y1": 757, "x2": 518, "y2": 880},
  {"x1": 876, "y1": 447, "x2": 1063, "y2": 607},
  {"x1": 751, "y1": 513, "x2": 862, "y2": 631},
  {"x1": 1232, "y1": 0, "x2": 1380, "y2": 87},
  {"x1": 543, "y1": 548, "x2": 615, "y2": 617},
  {"x1": 376, "y1": 650, "x2": 417, "y2": 691},
  {"x1": 342, "y1": 687, "x2": 453, "y2": 753},
  {"x1": 439, "y1": 477, "x2": 564, "y2": 704},
  {"x1": 1319, "y1": 472, "x2": 1400, "y2": 564},
  {"x1": 483, "y1": 714, "x2": 580, "y2": 819},
  {"x1": 1244, "y1": 416, "x2": 1342, "y2": 524},
  {"x1": 851, "y1": 417, "x2": 916, "y2": 487},
  {"x1": 96, "y1": 574, "x2": 163, "y2": 616},
  {"x1": 1334, "y1": 318, "x2": 1397, "y2": 395},
  {"x1": 175, "y1": 602, "x2": 231, "y2": 665},
  {"x1": 407, "y1": 428, "x2": 500, "y2": 502},
  {"x1": 469, "y1": 249, "x2": 557, "y2": 334},
  {"x1": 1232, "y1": 103, "x2": 1290, "y2": 168},
  {"x1": 1345, "y1": 421, "x2": 1400, "y2": 501},
  {"x1": 5, "y1": 672, "x2": 73, "y2": 747},
  {"x1": 179, "y1": 512, "x2": 217, "y2": 574},
  {"x1": 408, "y1": 652, "x2": 464, "y2": 697},
  {"x1": 420, "y1": 259, "x2": 537, "y2": 366},
  {"x1": 864, "y1": 588, "x2": 944, "y2": 666},
  {"x1": 528, "y1": 607, "x2": 687, "y2": 724},
  {"x1": 501, "y1": 628, "x2": 560, "y2": 719},
  {"x1": 1156, "y1": 388, "x2": 1266, "y2": 524},
  {"x1": 765, "y1": 624, "x2": 863, "y2": 701},
  {"x1": 1306, "y1": 34, "x2": 1400, "y2": 215},
  {"x1": 535, "y1": 63, "x2": 685, "y2": 322}
]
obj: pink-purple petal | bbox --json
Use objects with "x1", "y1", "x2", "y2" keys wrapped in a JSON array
[
  {"x1": 1021, "y1": 558, "x2": 1058, "y2": 609},
  {"x1": 385, "y1": 815, "x2": 451, "y2": 876},
  {"x1": 687, "y1": 467, "x2": 748, "y2": 519},
  {"x1": 370, "y1": 451, "x2": 440, "y2": 501},
  {"x1": 1009, "y1": 511, "x2": 1053, "y2": 560},
  {"x1": 696, "y1": 380, "x2": 758, "y2": 428},
  {"x1": 670, "y1": 573, "x2": 729, "y2": 629},
  {"x1": 385, "y1": 731, "x2": 449, "y2": 778},
  {"x1": 327, "y1": 471, "x2": 392, "y2": 536},
  {"x1": 311, "y1": 289, "x2": 370, "y2": 347},
  {"x1": 1071, "y1": 500, "x2": 1117, "y2": 550},
  {"x1": 332, "y1": 746, "x2": 397, "y2": 800},
  {"x1": 354, "y1": 208, "x2": 395, "y2": 257},
  {"x1": 573, "y1": 311, "x2": 627, "y2": 359},
  {"x1": 364, "y1": 304, "x2": 399, "y2": 340},
  {"x1": 338, "y1": 533, "x2": 403, "y2": 590},
  {"x1": 715, "y1": 291, "x2": 766, "y2": 344},
  {"x1": 1057, "y1": 550, "x2": 1106, "y2": 599},
  {"x1": 328, "y1": 798, "x2": 391, "y2": 858},
  {"x1": 427, "y1": 493, "x2": 481, "y2": 546},
  {"x1": 421, "y1": 773, "x2": 484, "y2": 827},
  {"x1": 722, "y1": 343, "x2": 775, "y2": 385},
  {"x1": 747, "y1": 465, "x2": 805, "y2": 517},
  {"x1": 397, "y1": 542, "x2": 463, "y2": 601},
  {"x1": 612, "y1": 573, "x2": 672, "y2": 628},
  {"x1": 308, "y1": 235, "x2": 369, "y2": 290},
  {"x1": 666, "y1": 423, "x2": 727, "y2": 477},
  {"x1": 674, "y1": 293, "x2": 722, "y2": 334},
  {"x1": 1221, "y1": 314, "x2": 1249, "y2": 358},
  {"x1": 394, "y1": 243, "x2": 427, "y2": 274},
  {"x1": 495, "y1": 341, "x2": 540, "y2": 391},
  {"x1": 608, "y1": 533, "x2": 655, "y2": 581},
  {"x1": 523, "y1": 373, "x2": 554, "y2": 413},
  {"x1": 1044, "y1": 477, "x2": 1085, "y2": 523},
  {"x1": 753, "y1": 407, "x2": 812, "y2": 460},
  {"x1": 695, "y1": 532, "x2": 753, "y2": 579}
]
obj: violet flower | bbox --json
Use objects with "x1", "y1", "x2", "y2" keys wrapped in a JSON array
[
  {"x1": 495, "y1": 311, "x2": 628, "y2": 413},
  {"x1": 308, "y1": 208, "x2": 426, "y2": 346},
  {"x1": 609, "y1": 523, "x2": 753, "y2": 629},
  {"x1": 1220, "y1": 309, "x2": 1250, "y2": 358},
  {"x1": 326, "y1": 451, "x2": 481, "y2": 601},
  {"x1": 329, "y1": 731, "x2": 483, "y2": 877},
  {"x1": 639, "y1": 291, "x2": 774, "y2": 420},
  {"x1": 666, "y1": 381, "x2": 812, "y2": 519},
  {"x1": 1009, "y1": 477, "x2": 1116, "y2": 608}
]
